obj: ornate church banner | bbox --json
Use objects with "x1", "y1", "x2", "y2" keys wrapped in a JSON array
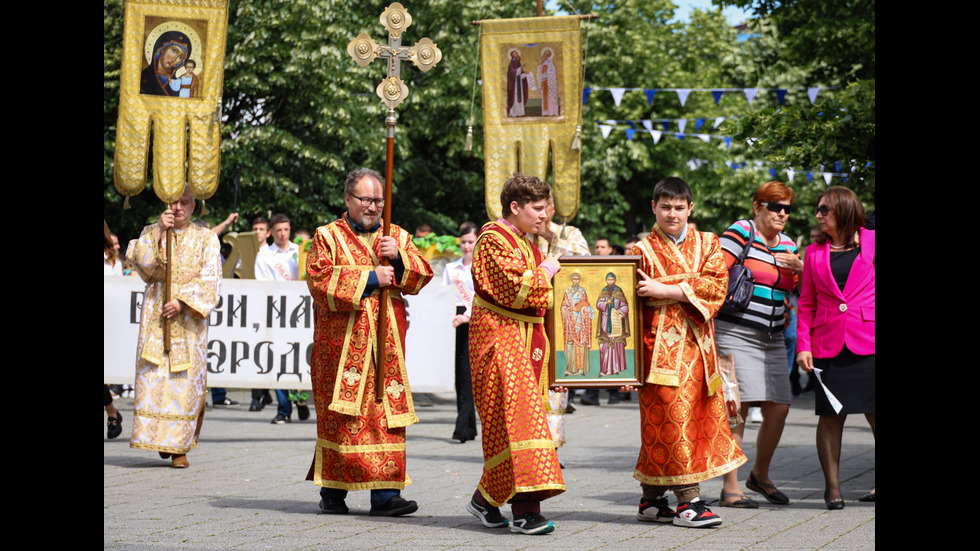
[
  {"x1": 479, "y1": 16, "x2": 582, "y2": 221},
  {"x1": 114, "y1": 0, "x2": 229, "y2": 203}
]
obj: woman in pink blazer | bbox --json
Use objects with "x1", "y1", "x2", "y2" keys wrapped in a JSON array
[{"x1": 796, "y1": 187, "x2": 874, "y2": 510}]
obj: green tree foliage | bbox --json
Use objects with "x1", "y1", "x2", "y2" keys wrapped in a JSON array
[
  {"x1": 718, "y1": 0, "x2": 874, "y2": 83},
  {"x1": 104, "y1": 0, "x2": 528, "y2": 242},
  {"x1": 715, "y1": 0, "x2": 875, "y2": 210},
  {"x1": 105, "y1": 0, "x2": 869, "y2": 247},
  {"x1": 569, "y1": 0, "x2": 781, "y2": 236}
]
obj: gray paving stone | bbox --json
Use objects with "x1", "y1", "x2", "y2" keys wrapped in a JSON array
[{"x1": 106, "y1": 390, "x2": 874, "y2": 550}]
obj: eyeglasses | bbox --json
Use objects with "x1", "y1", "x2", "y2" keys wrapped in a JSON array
[
  {"x1": 761, "y1": 202, "x2": 793, "y2": 214},
  {"x1": 813, "y1": 205, "x2": 830, "y2": 216},
  {"x1": 348, "y1": 193, "x2": 385, "y2": 208}
]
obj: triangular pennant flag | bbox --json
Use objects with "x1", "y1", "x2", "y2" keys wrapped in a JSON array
[
  {"x1": 625, "y1": 121, "x2": 636, "y2": 140},
  {"x1": 610, "y1": 88, "x2": 626, "y2": 106},
  {"x1": 805, "y1": 171, "x2": 813, "y2": 183},
  {"x1": 642, "y1": 119, "x2": 653, "y2": 131},
  {"x1": 650, "y1": 130, "x2": 663, "y2": 144},
  {"x1": 644, "y1": 89, "x2": 657, "y2": 105},
  {"x1": 713, "y1": 117, "x2": 725, "y2": 129},
  {"x1": 786, "y1": 168, "x2": 796, "y2": 182},
  {"x1": 582, "y1": 87, "x2": 592, "y2": 105},
  {"x1": 775, "y1": 89, "x2": 788, "y2": 104},
  {"x1": 675, "y1": 89, "x2": 691, "y2": 107},
  {"x1": 677, "y1": 134, "x2": 685, "y2": 141},
  {"x1": 744, "y1": 88, "x2": 758, "y2": 104},
  {"x1": 834, "y1": 161, "x2": 841, "y2": 173},
  {"x1": 769, "y1": 168, "x2": 777, "y2": 179},
  {"x1": 599, "y1": 124, "x2": 613, "y2": 139},
  {"x1": 661, "y1": 120, "x2": 670, "y2": 132},
  {"x1": 822, "y1": 172, "x2": 833, "y2": 185},
  {"x1": 688, "y1": 160, "x2": 701, "y2": 170},
  {"x1": 807, "y1": 87, "x2": 820, "y2": 104},
  {"x1": 698, "y1": 134, "x2": 710, "y2": 143},
  {"x1": 695, "y1": 118, "x2": 705, "y2": 131},
  {"x1": 677, "y1": 119, "x2": 687, "y2": 133},
  {"x1": 712, "y1": 90, "x2": 724, "y2": 105},
  {"x1": 723, "y1": 137, "x2": 732, "y2": 149}
]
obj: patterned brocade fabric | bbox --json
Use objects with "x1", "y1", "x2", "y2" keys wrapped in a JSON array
[
  {"x1": 306, "y1": 219, "x2": 432, "y2": 490},
  {"x1": 469, "y1": 222, "x2": 565, "y2": 506},
  {"x1": 127, "y1": 224, "x2": 221, "y2": 454},
  {"x1": 629, "y1": 228, "x2": 746, "y2": 486},
  {"x1": 534, "y1": 221, "x2": 590, "y2": 256}
]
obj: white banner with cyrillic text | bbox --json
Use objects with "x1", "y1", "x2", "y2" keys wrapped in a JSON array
[{"x1": 104, "y1": 277, "x2": 456, "y2": 392}]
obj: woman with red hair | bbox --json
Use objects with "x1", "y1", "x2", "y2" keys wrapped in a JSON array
[{"x1": 716, "y1": 181, "x2": 802, "y2": 508}]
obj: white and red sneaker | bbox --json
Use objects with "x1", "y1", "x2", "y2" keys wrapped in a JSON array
[
  {"x1": 637, "y1": 497, "x2": 676, "y2": 523},
  {"x1": 673, "y1": 498, "x2": 722, "y2": 528}
]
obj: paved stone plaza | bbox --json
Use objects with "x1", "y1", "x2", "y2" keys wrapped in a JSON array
[{"x1": 105, "y1": 390, "x2": 874, "y2": 550}]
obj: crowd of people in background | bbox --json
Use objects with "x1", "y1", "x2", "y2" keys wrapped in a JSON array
[{"x1": 106, "y1": 174, "x2": 874, "y2": 531}]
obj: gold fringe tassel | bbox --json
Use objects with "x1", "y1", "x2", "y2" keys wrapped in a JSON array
[{"x1": 570, "y1": 125, "x2": 582, "y2": 151}]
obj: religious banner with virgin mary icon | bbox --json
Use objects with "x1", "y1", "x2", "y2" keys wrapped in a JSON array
[
  {"x1": 479, "y1": 16, "x2": 583, "y2": 221},
  {"x1": 114, "y1": 0, "x2": 229, "y2": 204}
]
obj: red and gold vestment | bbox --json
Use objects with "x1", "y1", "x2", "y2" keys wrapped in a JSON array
[
  {"x1": 630, "y1": 227, "x2": 746, "y2": 486},
  {"x1": 469, "y1": 221, "x2": 565, "y2": 507},
  {"x1": 305, "y1": 217, "x2": 432, "y2": 491}
]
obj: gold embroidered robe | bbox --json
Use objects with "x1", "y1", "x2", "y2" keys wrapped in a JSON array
[
  {"x1": 469, "y1": 221, "x2": 565, "y2": 506},
  {"x1": 127, "y1": 223, "x2": 221, "y2": 455},
  {"x1": 305, "y1": 218, "x2": 432, "y2": 490},
  {"x1": 630, "y1": 227, "x2": 745, "y2": 485}
]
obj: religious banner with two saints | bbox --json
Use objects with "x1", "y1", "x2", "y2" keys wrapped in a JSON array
[{"x1": 479, "y1": 16, "x2": 582, "y2": 221}]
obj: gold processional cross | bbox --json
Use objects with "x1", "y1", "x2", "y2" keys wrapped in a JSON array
[
  {"x1": 347, "y1": 2, "x2": 442, "y2": 110},
  {"x1": 346, "y1": 3, "x2": 442, "y2": 401}
]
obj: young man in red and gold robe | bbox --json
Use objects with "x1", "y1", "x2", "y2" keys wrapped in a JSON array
[
  {"x1": 625, "y1": 177, "x2": 746, "y2": 528},
  {"x1": 305, "y1": 168, "x2": 433, "y2": 516},
  {"x1": 466, "y1": 174, "x2": 565, "y2": 535}
]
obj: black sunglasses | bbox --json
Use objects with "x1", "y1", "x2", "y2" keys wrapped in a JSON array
[
  {"x1": 813, "y1": 205, "x2": 830, "y2": 216},
  {"x1": 760, "y1": 202, "x2": 793, "y2": 214}
]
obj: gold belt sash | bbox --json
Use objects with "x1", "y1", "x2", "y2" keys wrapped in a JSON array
[{"x1": 473, "y1": 295, "x2": 544, "y2": 324}]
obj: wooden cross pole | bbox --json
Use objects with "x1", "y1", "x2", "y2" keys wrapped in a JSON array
[{"x1": 347, "y1": 2, "x2": 442, "y2": 401}]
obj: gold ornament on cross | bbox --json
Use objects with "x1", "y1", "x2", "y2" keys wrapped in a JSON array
[{"x1": 346, "y1": 2, "x2": 442, "y2": 109}]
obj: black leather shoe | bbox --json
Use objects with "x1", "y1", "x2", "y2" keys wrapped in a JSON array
[
  {"x1": 824, "y1": 492, "x2": 845, "y2": 510},
  {"x1": 369, "y1": 496, "x2": 418, "y2": 517},
  {"x1": 319, "y1": 498, "x2": 349, "y2": 515},
  {"x1": 580, "y1": 390, "x2": 600, "y2": 406},
  {"x1": 747, "y1": 472, "x2": 790, "y2": 505},
  {"x1": 107, "y1": 412, "x2": 123, "y2": 439}
]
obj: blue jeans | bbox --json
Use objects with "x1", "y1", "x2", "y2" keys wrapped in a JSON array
[
  {"x1": 320, "y1": 487, "x2": 399, "y2": 509},
  {"x1": 210, "y1": 388, "x2": 227, "y2": 403},
  {"x1": 783, "y1": 309, "x2": 798, "y2": 374},
  {"x1": 275, "y1": 389, "x2": 292, "y2": 417}
]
